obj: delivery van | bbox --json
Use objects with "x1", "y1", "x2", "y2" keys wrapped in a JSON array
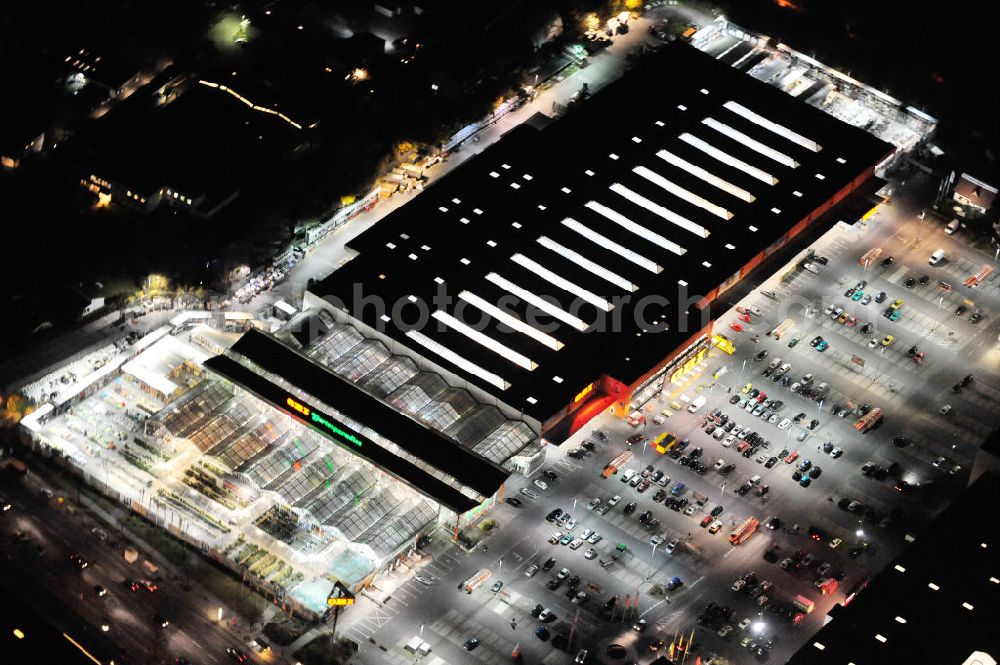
[{"x1": 687, "y1": 395, "x2": 708, "y2": 413}]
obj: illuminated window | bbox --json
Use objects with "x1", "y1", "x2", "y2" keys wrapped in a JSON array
[
  {"x1": 537, "y1": 236, "x2": 637, "y2": 291},
  {"x1": 793, "y1": 190, "x2": 803, "y2": 197},
  {"x1": 631, "y1": 136, "x2": 642, "y2": 143},
  {"x1": 473, "y1": 208, "x2": 483, "y2": 215},
  {"x1": 699, "y1": 88, "x2": 709, "y2": 95},
  {"x1": 553, "y1": 376, "x2": 563, "y2": 383},
  {"x1": 962, "y1": 602, "x2": 974, "y2": 610},
  {"x1": 609, "y1": 153, "x2": 619, "y2": 160},
  {"x1": 452, "y1": 197, "x2": 461, "y2": 204},
  {"x1": 459, "y1": 217, "x2": 469, "y2": 224},
  {"x1": 460, "y1": 258, "x2": 470, "y2": 265},
  {"x1": 678, "y1": 133, "x2": 778, "y2": 185},
  {"x1": 407, "y1": 295, "x2": 417, "y2": 302},
  {"x1": 702, "y1": 117, "x2": 799, "y2": 168},
  {"x1": 816, "y1": 173, "x2": 826, "y2": 180},
  {"x1": 583, "y1": 201, "x2": 686, "y2": 256},
  {"x1": 438, "y1": 206, "x2": 449, "y2": 212},
  {"x1": 655, "y1": 120, "x2": 665, "y2": 126},
  {"x1": 813, "y1": 643, "x2": 825, "y2": 651},
  {"x1": 432, "y1": 310, "x2": 537, "y2": 370},
  {"x1": 562, "y1": 218, "x2": 662, "y2": 274},
  {"x1": 511, "y1": 182, "x2": 521, "y2": 189},
  {"x1": 490, "y1": 171, "x2": 499, "y2": 178},
  {"x1": 501, "y1": 163, "x2": 511, "y2": 169},
  {"x1": 656, "y1": 149, "x2": 755, "y2": 202},
  {"x1": 677, "y1": 104, "x2": 687, "y2": 111},
  {"x1": 408, "y1": 253, "x2": 418, "y2": 260},
  {"x1": 405, "y1": 330, "x2": 509, "y2": 390},
  {"x1": 609, "y1": 183, "x2": 710, "y2": 238},
  {"x1": 585, "y1": 169, "x2": 595, "y2": 176},
  {"x1": 433, "y1": 277, "x2": 444, "y2": 284},
  {"x1": 633, "y1": 165, "x2": 734, "y2": 219},
  {"x1": 538, "y1": 204, "x2": 546, "y2": 211},
  {"x1": 748, "y1": 225, "x2": 758, "y2": 232},
  {"x1": 486, "y1": 240, "x2": 497, "y2": 247},
  {"x1": 836, "y1": 157, "x2": 846, "y2": 164},
  {"x1": 894, "y1": 617, "x2": 907, "y2": 624},
  {"x1": 928, "y1": 582, "x2": 940, "y2": 590},
  {"x1": 380, "y1": 314, "x2": 391, "y2": 323},
  {"x1": 677, "y1": 279, "x2": 687, "y2": 286},
  {"x1": 485, "y1": 272, "x2": 588, "y2": 331},
  {"x1": 527, "y1": 396, "x2": 537, "y2": 404},
  {"x1": 386, "y1": 242, "x2": 396, "y2": 249},
  {"x1": 771, "y1": 207, "x2": 781, "y2": 214},
  {"x1": 722, "y1": 101, "x2": 822, "y2": 152},
  {"x1": 510, "y1": 253, "x2": 613, "y2": 311},
  {"x1": 511, "y1": 222, "x2": 522, "y2": 229},
  {"x1": 523, "y1": 174, "x2": 533, "y2": 180},
  {"x1": 421, "y1": 244, "x2": 431, "y2": 250},
  {"x1": 875, "y1": 634, "x2": 887, "y2": 643},
  {"x1": 561, "y1": 187, "x2": 572, "y2": 194},
  {"x1": 459, "y1": 291, "x2": 564, "y2": 350},
  {"x1": 725, "y1": 243, "x2": 735, "y2": 249},
  {"x1": 702, "y1": 261, "x2": 712, "y2": 268}
]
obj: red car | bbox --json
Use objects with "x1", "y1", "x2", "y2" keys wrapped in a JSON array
[
  {"x1": 700, "y1": 516, "x2": 713, "y2": 528},
  {"x1": 913, "y1": 351, "x2": 925, "y2": 364},
  {"x1": 737, "y1": 441, "x2": 751, "y2": 453},
  {"x1": 784, "y1": 450, "x2": 800, "y2": 464},
  {"x1": 730, "y1": 322, "x2": 744, "y2": 332},
  {"x1": 738, "y1": 313, "x2": 752, "y2": 323}
]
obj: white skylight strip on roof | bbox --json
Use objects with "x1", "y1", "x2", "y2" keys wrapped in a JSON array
[
  {"x1": 404, "y1": 330, "x2": 510, "y2": 390},
  {"x1": 609, "y1": 183, "x2": 710, "y2": 238},
  {"x1": 431, "y1": 310, "x2": 537, "y2": 370},
  {"x1": 510, "y1": 253, "x2": 614, "y2": 312},
  {"x1": 678, "y1": 133, "x2": 778, "y2": 185},
  {"x1": 632, "y1": 165, "x2": 734, "y2": 220},
  {"x1": 656, "y1": 149, "x2": 756, "y2": 203},
  {"x1": 561, "y1": 218, "x2": 662, "y2": 274},
  {"x1": 583, "y1": 202, "x2": 687, "y2": 256},
  {"x1": 537, "y1": 236, "x2": 638, "y2": 292},
  {"x1": 485, "y1": 272, "x2": 588, "y2": 332},
  {"x1": 723, "y1": 101, "x2": 821, "y2": 152},
  {"x1": 458, "y1": 291, "x2": 564, "y2": 351},
  {"x1": 701, "y1": 117, "x2": 799, "y2": 168}
]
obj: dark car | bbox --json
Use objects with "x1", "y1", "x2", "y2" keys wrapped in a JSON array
[
  {"x1": 531, "y1": 604, "x2": 544, "y2": 618},
  {"x1": 881, "y1": 256, "x2": 893, "y2": 266},
  {"x1": 765, "y1": 457, "x2": 778, "y2": 468},
  {"x1": 730, "y1": 394, "x2": 741, "y2": 405},
  {"x1": 711, "y1": 505, "x2": 724, "y2": 517},
  {"x1": 810, "y1": 336, "x2": 823, "y2": 347},
  {"x1": 955, "y1": 304, "x2": 968, "y2": 316},
  {"x1": 918, "y1": 275, "x2": 929, "y2": 285},
  {"x1": 542, "y1": 557, "x2": 557, "y2": 571},
  {"x1": 535, "y1": 626, "x2": 551, "y2": 641},
  {"x1": 551, "y1": 634, "x2": 569, "y2": 650},
  {"x1": 874, "y1": 291, "x2": 887, "y2": 303},
  {"x1": 755, "y1": 350, "x2": 769, "y2": 361},
  {"x1": 763, "y1": 548, "x2": 779, "y2": 563},
  {"x1": 506, "y1": 497, "x2": 522, "y2": 508},
  {"x1": 904, "y1": 276, "x2": 916, "y2": 288},
  {"x1": 546, "y1": 508, "x2": 563, "y2": 522}
]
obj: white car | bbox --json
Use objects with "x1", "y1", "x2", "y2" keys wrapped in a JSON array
[
  {"x1": 649, "y1": 535, "x2": 664, "y2": 546},
  {"x1": 620, "y1": 469, "x2": 636, "y2": 483},
  {"x1": 587, "y1": 532, "x2": 602, "y2": 544},
  {"x1": 569, "y1": 539, "x2": 584, "y2": 550},
  {"x1": 520, "y1": 488, "x2": 538, "y2": 499},
  {"x1": 829, "y1": 447, "x2": 843, "y2": 458},
  {"x1": 713, "y1": 428, "x2": 726, "y2": 440},
  {"x1": 539, "y1": 608, "x2": 555, "y2": 621},
  {"x1": 829, "y1": 538, "x2": 843, "y2": 549},
  {"x1": 777, "y1": 418, "x2": 792, "y2": 430},
  {"x1": 524, "y1": 565, "x2": 538, "y2": 577},
  {"x1": 768, "y1": 414, "x2": 780, "y2": 424},
  {"x1": 584, "y1": 547, "x2": 598, "y2": 560},
  {"x1": 415, "y1": 574, "x2": 435, "y2": 585},
  {"x1": 586, "y1": 497, "x2": 601, "y2": 511},
  {"x1": 608, "y1": 495, "x2": 622, "y2": 506},
  {"x1": 708, "y1": 521, "x2": 723, "y2": 534},
  {"x1": 803, "y1": 262, "x2": 820, "y2": 274},
  {"x1": 723, "y1": 434, "x2": 737, "y2": 447},
  {"x1": 738, "y1": 617, "x2": 752, "y2": 631},
  {"x1": 557, "y1": 568, "x2": 571, "y2": 580},
  {"x1": 581, "y1": 528, "x2": 594, "y2": 540},
  {"x1": 533, "y1": 479, "x2": 548, "y2": 491},
  {"x1": 664, "y1": 538, "x2": 679, "y2": 554},
  {"x1": 714, "y1": 459, "x2": 726, "y2": 470},
  {"x1": 684, "y1": 504, "x2": 697, "y2": 516},
  {"x1": 868, "y1": 338, "x2": 879, "y2": 348},
  {"x1": 566, "y1": 517, "x2": 579, "y2": 529}
]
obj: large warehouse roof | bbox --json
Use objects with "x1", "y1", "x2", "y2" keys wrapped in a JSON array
[
  {"x1": 786, "y1": 473, "x2": 1000, "y2": 665},
  {"x1": 311, "y1": 42, "x2": 893, "y2": 422}
]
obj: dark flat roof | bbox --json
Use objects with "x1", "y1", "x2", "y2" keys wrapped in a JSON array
[
  {"x1": 786, "y1": 473, "x2": 1000, "y2": 665},
  {"x1": 209, "y1": 330, "x2": 508, "y2": 510},
  {"x1": 311, "y1": 41, "x2": 892, "y2": 421}
]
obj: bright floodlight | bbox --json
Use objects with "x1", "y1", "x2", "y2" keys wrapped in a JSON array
[
  {"x1": 656, "y1": 149, "x2": 756, "y2": 203},
  {"x1": 723, "y1": 101, "x2": 822, "y2": 152},
  {"x1": 752, "y1": 622, "x2": 766, "y2": 635},
  {"x1": 431, "y1": 310, "x2": 537, "y2": 370},
  {"x1": 677, "y1": 133, "x2": 778, "y2": 185},
  {"x1": 632, "y1": 165, "x2": 734, "y2": 219},
  {"x1": 583, "y1": 202, "x2": 687, "y2": 256},
  {"x1": 856, "y1": 529, "x2": 865, "y2": 538},
  {"x1": 702, "y1": 117, "x2": 800, "y2": 168},
  {"x1": 561, "y1": 218, "x2": 663, "y2": 274},
  {"x1": 405, "y1": 330, "x2": 510, "y2": 390},
  {"x1": 609, "y1": 183, "x2": 710, "y2": 238}
]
